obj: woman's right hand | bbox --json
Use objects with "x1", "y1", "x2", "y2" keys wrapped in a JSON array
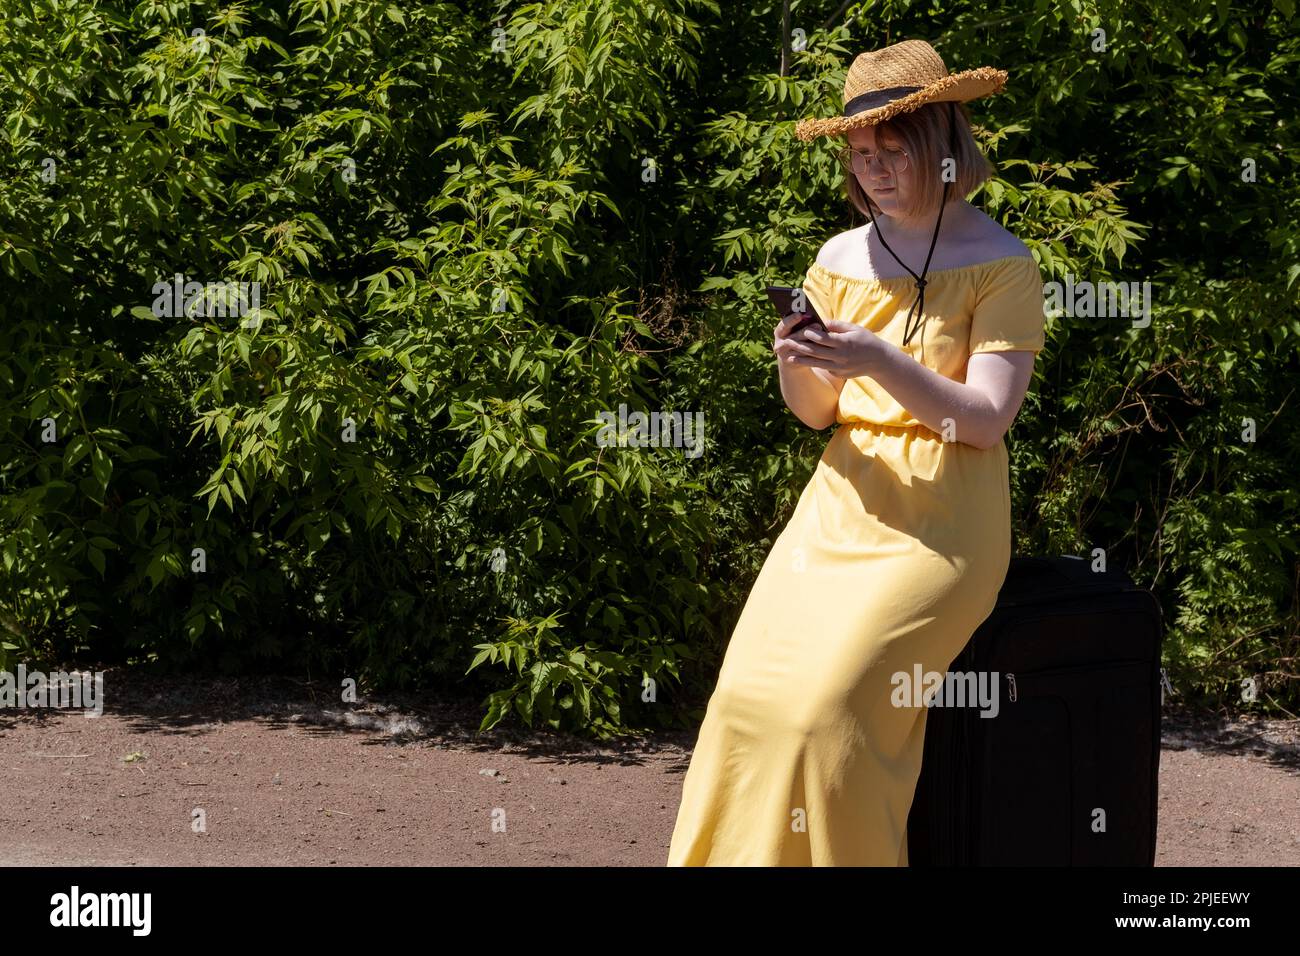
[{"x1": 773, "y1": 313, "x2": 812, "y2": 364}]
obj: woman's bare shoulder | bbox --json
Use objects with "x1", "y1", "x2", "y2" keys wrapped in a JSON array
[
  {"x1": 964, "y1": 211, "x2": 1031, "y2": 259},
  {"x1": 815, "y1": 226, "x2": 869, "y2": 269}
]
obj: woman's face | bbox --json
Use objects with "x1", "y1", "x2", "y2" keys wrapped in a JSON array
[{"x1": 846, "y1": 124, "x2": 913, "y2": 217}]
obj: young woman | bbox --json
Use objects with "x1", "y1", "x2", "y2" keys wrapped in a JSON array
[{"x1": 668, "y1": 40, "x2": 1045, "y2": 866}]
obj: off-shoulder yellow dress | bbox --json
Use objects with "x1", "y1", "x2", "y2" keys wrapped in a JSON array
[{"x1": 667, "y1": 254, "x2": 1047, "y2": 866}]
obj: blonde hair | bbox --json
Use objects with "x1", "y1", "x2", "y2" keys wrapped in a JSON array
[{"x1": 843, "y1": 101, "x2": 995, "y2": 220}]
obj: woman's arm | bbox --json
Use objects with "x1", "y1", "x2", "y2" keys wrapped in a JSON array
[
  {"x1": 787, "y1": 321, "x2": 1034, "y2": 448},
  {"x1": 867, "y1": 347, "x2": 1035, "y2": 449},
  {"x1": 777, "y1": 361, "x2": 844, "y2": 431},
  {"x1": 773, "y1": 315, "x2": 846, "y2": 430}
]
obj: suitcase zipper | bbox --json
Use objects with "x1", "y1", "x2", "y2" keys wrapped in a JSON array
[{"x1": 998, "y1": 660, "x2": 1156, "y2": 702}]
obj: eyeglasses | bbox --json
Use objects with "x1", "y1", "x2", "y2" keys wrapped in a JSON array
[{"x1": 836, "y1": 146, "x2": 910, "y2": 175}]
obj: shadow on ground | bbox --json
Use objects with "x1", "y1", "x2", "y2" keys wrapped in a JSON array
[{"x1": 0, "y1": 668, "x2": 700, "y2": 771}]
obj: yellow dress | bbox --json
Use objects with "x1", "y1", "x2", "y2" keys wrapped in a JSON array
[{"x1": 667, "y1": 254, "x2": 1047, "y2": 866}]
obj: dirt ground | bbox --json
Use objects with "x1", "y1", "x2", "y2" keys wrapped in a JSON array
[{"x1": 1, "y1": 672, "x2": 1297, "y2": 866}]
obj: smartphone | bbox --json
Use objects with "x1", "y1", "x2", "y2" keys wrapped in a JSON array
[{"x1": 765, "y1": 285, "x2": 827, "y2": 336}]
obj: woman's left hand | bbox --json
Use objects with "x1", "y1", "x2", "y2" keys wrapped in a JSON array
[{"x1": 784, "y1": 318, "x2": 885, "y2": 379}]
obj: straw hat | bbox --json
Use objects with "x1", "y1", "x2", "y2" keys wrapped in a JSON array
[{"x1": 793, "y1": 39, "x2": 1007, "y2": 142}]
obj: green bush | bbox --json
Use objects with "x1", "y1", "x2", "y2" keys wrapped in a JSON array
[{"x1": 1, "y1": 0, "x2": 1296, "y2": 736}]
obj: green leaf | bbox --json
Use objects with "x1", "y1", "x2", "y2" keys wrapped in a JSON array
[
  {"x1": 15, "y1": 248, "x2": 41, "y2": 276},
  {"x1": 91, "y1": 447, "x2": 112, "y2": 489},
  {"x1": 63, "y1": 435, "x2": 92, "y2": 470}
]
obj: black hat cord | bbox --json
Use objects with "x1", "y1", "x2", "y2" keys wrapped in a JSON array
[{"x1": 860, "y1": 101, "x2": 959, "y2": 351}]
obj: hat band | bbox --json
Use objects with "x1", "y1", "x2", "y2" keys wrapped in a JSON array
[{"x1": 843, "y1": 85, "x2": 923, "y2": 117}]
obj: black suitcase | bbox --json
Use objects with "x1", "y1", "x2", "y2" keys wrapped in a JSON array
[{"x1": 905, "y1": 554, "x2": 1164, "y2": 866}]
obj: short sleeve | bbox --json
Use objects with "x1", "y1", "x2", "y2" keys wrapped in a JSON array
[{"x1": 969, "y1": 256, "x2": 1046, "y2": 356}]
